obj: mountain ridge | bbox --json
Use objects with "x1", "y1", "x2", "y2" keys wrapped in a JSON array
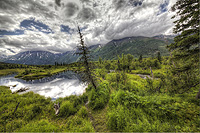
[{"x1": 1, "y1": 35, "x2": 173, "y2": 65}]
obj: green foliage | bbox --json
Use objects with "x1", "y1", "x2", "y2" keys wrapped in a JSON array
[
  {"x1": 18, "y1": 119, "x2": 58, "y2": 132},
  {"x1": 138, "y1": 55, "x2": 143, "y2": 62},
  {"x1": 24, "y1": 105, "x2": 41, "y2": 121},
  {"x1": 107, "y1": 105, "x2": 127, "y2": 131},
  {"x1": 96, "y1": 68, "x2": 107, "y2": 79},
  {"x1": 167, "y1": 0, "x2": 200, "y2": 94},
  {"x1": 59, "y1": 101, "x2": 76, "y2": 117},
  {"x1": 91, "y1": 36, "x2": 170, "y2": 60},
  {"x1": 77, "y1": 106, "x2": 88, "y2": 118},
  {"x1": 98, "y1": 57, "x2": 103, "y2": 64},
  {"x1": 157, "y1": 51, "x2": 162, "y2": 63},
  {"x1": 146, "y1": 77, "x2": 154, "y2": 91},
  {"x1": 107, "y1": 88, "x2": 200, "y2": 132},
  {"x1": 1, "y1": 48, "x2": 200, "y2": 132},
  {"x1": 89, "y1": 81, "x2": 110, "y2": 110},
  {"x1": 64, "y1": 116, "x2": 94, "y2": 132}
]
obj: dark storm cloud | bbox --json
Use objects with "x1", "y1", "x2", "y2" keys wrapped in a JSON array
[
  {"x1": 64, "y1": 2, "x2": 79, "y2": 18},
  {"x1": 0, "y1": 15, "x2": 15, "y2": 26},
  {"x1": 78, "y1": 8, "x2": 96, "y2": 21},
  {"x1": 80, "y1": 0, "x2": 90, "y2": 3},
  {"x1": 0, "y1": 0, "x2": 176, "y2": 56},
  {"x1": 113, "y1": 0, "x2": 127, "y2": 10},
  {"x1": 55, "y1": 0, "x2": 61, "y2": 7},
  {"x1": 0, "y1": 38, "x2": 24, "y2": 48},
  {"x1": 0, "y1": 0, "x2": 20, "y2": 12},
  {"x1": 23, "y1": 0, "x2": 56, "y2": 19},
  {"x1": 0, "y1": 0, "x2": 57, "y2": 31}
]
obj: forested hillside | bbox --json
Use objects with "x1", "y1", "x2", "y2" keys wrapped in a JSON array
[{"x1": 2, "y1": 36, "x2": 172, "y2": 65}]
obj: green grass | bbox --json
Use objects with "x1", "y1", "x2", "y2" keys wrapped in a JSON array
[
  {"x1": 0, "y1": 69, "x2": 24, "y2": 76},
  {"x1": 15, "y1": 67, "x2": 68, "y2": 80},
  {"x1": 0, "y1": 59, "x2": 199, "y2": 132},
  {"x1": 0, "y1": 86, "x2": 94, "y2": 132}
]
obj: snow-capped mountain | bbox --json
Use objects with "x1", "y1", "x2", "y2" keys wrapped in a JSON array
[{"x1": 2, "y1": 36, "x2": 173, "y2": 65}]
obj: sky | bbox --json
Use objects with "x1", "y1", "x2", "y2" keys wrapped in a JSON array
[{"x1": 0, "y1": 0, "x2": 177, "y2": 56}]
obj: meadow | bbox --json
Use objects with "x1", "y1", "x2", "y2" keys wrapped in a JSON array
[{"x1": 0, "y1": 55, "x2": 199, "y2": 132}]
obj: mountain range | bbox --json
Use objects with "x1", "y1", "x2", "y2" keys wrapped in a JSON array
[{"x1": 1, "y1": 35, "x2": 174, "y2": 65}]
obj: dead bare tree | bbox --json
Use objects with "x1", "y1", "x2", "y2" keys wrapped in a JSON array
[{"x1": 76, "y1": 26, "x2": 97, "y2": 90}]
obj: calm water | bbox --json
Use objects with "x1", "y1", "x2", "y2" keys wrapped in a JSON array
[{"x1": 0, "y1": 71, "x2": 87, "y2": 99}]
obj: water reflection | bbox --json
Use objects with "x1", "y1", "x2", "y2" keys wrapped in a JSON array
[{"x1": 0, "y1": 71, "x2": 87, "y2": 99}]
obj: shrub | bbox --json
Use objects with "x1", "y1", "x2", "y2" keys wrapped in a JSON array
[
  {"x1": 89, "y1": 81, "x2": 110, "y2": 110},
  {"x1": 108, "y1": 90, "x2": 125, "y2": 108},
  {"x1": 24, "y1": 105, "x2": 41, "y2": 121},
  {"x1": 107, "y1": 105, "x2": 127, "y2": 131},
  {"x1": 59, "y1": 101, "x2": 76, "y2": 117},
  {"x1": 77, "y1": 106, "x2": 88, "y2": 118}
]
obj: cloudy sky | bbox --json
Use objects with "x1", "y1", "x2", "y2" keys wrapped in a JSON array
[{"x1": 0, "y1": 0, "x2": 177, "y2": 56}]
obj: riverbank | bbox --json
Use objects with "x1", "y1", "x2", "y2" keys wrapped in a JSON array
[
  {"x1": 0, "y1": 71, "x2": 87, "y2": 98},
  {"x1": 0, "y1": 69, "x2": 24, "y2": 76},
  {"x1": 0, "y1": 65, "x2": 82, "y2": 81}
]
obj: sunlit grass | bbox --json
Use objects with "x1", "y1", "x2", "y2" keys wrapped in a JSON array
[{"x1": 0, "y1": 69, "x2": 24, "y2": 76}]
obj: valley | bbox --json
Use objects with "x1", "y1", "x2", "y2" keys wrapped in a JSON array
[
  {"x1": 0, "y1": 0, "x2": 199, "y2": 132},
  {"x1": 0, "y1": 36, "x2": 172, "y2": 65},
  {"x1": 0, "y1": 54, "x2": 199, "y2": 132}
]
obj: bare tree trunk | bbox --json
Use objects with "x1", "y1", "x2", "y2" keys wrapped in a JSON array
[
  {"x1": 150, "y1": 67, "x2": 154, "y2": 79},
  {"x1": 13, "y1": 102, "x2": 20, "y2": 115}
]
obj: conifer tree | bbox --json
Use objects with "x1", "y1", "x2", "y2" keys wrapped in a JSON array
[
  {"x1": 138, "y1": 55, "x2": 142, "y2": 62},
  {"x1": 167, "y1": 0, "x2": 199, "y2": 94},
  {"x1": 157, "y1": 51, "x2": 161, "y2": 63},
  {"x1": 76, "y1": 26, "x2": 97, "y2": 90}
]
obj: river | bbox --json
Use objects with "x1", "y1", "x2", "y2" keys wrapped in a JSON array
[{"x1": 0, "y1": 71, "x2": 87, "y2": 99}]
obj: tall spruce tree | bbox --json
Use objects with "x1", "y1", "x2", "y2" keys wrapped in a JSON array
[
  {"x1": 157, "y1": 51, "x2": 161, "y2": 63},
  {"x1": 167, "y1": 0, "x2": 199, "y2": 94},
  {"x1": 76, "y1": 26, "x2": 97, "y2": 90}
]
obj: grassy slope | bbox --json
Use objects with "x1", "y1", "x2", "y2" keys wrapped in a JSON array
[
  {"x1": 0, "y1": 86, "x2": 94, "y2": 132},
  {"x1": 0, "y1": 63, "x2": 199, "y2": 132}
]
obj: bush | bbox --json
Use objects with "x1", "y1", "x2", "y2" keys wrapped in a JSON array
[
  {"x1": 108, "y1": 90, "x2": 125, "y2": 108},
  {"x1": 59, "y1": 101, "x2": 76, "y2": 117},
  {"x1": 89, "y1": 81, "x2": 110, "y2": 110},
  {"x1": 24, "y1": 105, "x2": 41, "y2": 121},
  {"x1": 77, "y1": 106, "x2": 88, "y2": 118},
  {"x1": 107, "y1": 105, "x2": 127, "y2": 131}
]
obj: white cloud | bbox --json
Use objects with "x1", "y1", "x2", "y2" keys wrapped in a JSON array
[{"x1": 0, "y1": 0, "x2": 177, "y2": 55}]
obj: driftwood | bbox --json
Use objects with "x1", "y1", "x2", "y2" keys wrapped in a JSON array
[
  {"x1": 54, "y1": 102, "x2": 60, "y2": 115},
  {"x1": 12, "y1": 88, "x2": 29, "y2": 94},
  {"x1": 13, "y1": 102, "x2": 20, "y2": 115}
]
